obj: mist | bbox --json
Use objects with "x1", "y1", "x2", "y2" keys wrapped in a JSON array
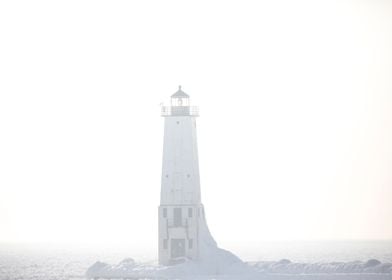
[{"x1": 0, "y1": 0, "x2": 391, "y2": 250}]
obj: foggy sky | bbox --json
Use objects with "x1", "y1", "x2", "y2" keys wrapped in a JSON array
[{"x1": 0, "y1": 0, "x2": 391, "y2": 248}]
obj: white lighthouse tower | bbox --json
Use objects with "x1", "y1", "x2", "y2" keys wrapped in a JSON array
[{"x1": 158, "y1": 86, "x2": 215, "y2": 265}]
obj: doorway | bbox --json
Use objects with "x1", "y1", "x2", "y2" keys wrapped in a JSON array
[{"x1": 171, "y1": 238, "x2": 186, "y2": 258}]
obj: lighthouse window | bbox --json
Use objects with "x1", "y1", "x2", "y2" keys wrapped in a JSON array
[
  {"x1": 188, "y1": 208, "x2": 193, "y2": 218},
  {"x1": 163, "y1": 239, "x2": 168, "y2": 250},
  {"x1": 163, "y1": 208, "x2": 167, "y2": 218},
  {"x1": 176, "y1": 121, "x2": 180, "y2": 124},
  {"x1": 189, "y1": 239, "x2": 193, "y2": 249},
  {"x1": 187, "y1": 174, "x2": 190, "y2": 178},
  {"x1": 173, "y1": 208, "x2": 182, "y2": 226}
]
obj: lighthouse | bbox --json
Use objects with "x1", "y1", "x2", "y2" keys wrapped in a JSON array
[{"x1": 158, "y1": 86, "x2": 216, "y2": 265}]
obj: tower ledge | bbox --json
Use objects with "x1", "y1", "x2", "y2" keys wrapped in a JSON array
[{"x1": 161, "y1": 105, "x2": 199, "y2": 117}]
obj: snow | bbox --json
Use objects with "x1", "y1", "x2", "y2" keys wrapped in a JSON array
[
  {"x1": 249, "y1": 259, "x2": 392, "y2": 274},
  {"x1": 86, "y1": 254, "x2": 392, "y2": 279}
]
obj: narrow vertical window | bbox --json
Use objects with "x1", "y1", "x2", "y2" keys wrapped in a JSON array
[
  {"x1": 173, "y1": 208, "x2": 182, "y2": 226},
  {"x1": 163, "y1": 208, "x2": 167, "y2": 218},
  {"x1": 189, "y1": 239, "x2": 193, "y2": 249},
  {"x1": 163, "y1": 239, "x2": 168, "y2": 249},
  {"x1": 188, "y1": 208, "x2": 193, "y2": 218}
]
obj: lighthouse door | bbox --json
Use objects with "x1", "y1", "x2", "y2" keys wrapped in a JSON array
[{"x1": 171, "y1": 239, "x2": 185, "y2": 259}]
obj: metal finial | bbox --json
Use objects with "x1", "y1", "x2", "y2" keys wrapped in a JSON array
[{"x1": 178, "y1": 85, "x2": 182, "y2": 91}]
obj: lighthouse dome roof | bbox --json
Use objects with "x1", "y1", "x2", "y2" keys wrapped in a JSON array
[{"x1": 171, "y1": 86, "x2": 189, "y2": 98}]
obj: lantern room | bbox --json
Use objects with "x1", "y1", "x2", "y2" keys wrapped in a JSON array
[
  {"x1": 171, "y1": 86, "x2": 190, "y2": 107},
  {"x1": 161, "y1": 86, "x2": 199, "y2": 117}
]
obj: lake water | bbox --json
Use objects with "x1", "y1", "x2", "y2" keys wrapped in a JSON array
[{"x1": 0, "y1": 241, "x2": 391, "y2": 280}]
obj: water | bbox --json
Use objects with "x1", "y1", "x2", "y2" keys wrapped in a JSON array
[
  {"x1": 231, "y1": 240, "x2": 392, "y2": 263},
  {"x1": 0, "y1": 241, "x2": 391, "y2": 280}
]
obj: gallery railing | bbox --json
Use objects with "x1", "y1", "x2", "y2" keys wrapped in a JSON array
[{"x1": 161, "y1": 106, "x2": 199, "y2": 117}]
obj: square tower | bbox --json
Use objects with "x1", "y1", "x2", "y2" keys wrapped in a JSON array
[{"x1": 159, "y1": 86, "x2": 203, "y2": 265}]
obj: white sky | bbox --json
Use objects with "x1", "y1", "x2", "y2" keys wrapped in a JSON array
[{"x1": 0, "y1": 0, "x2": 391, "y2": 251}]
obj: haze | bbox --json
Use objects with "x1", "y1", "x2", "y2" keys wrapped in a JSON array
[{"x1": 0, "y1": 0, "x2": 391, "y2": 252}]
